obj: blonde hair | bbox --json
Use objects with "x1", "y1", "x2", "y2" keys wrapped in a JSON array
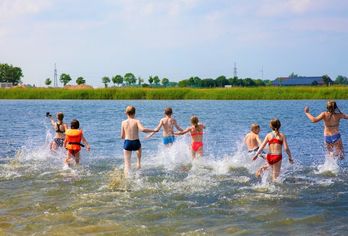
[
  {"x1": 125, "y1": 106, "x2": 136, "y2": 116},
  {"x1": 250, "y1": 123, "x2": 260, "y2": 132},
  {"x1": 327, "y1": 100, "x2": 341, "y2": 114},
  {"x1": 270, "y1": 118, "x2": 281, "y2": 134},
  {"x1": 191, "y1": 116, "x2": 200, "y2": 130}
]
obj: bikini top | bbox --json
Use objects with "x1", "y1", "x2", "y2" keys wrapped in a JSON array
[
  {"x1": 268, "y1": 132, "x2": 283, "y2": 145},
  {"x1": 191, "y1": 126, "x2": 203, "y2": 137},
  {"x1": 56, "y1": 123, "x2": 65, "y2": 133},
  {"x1": 191, "y1": 132, "x2": 203, "y2": 137}
]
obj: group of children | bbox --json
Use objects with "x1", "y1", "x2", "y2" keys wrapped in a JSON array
[{"x1": 49, "y1": 100, "x2": 347, "y2": 181}]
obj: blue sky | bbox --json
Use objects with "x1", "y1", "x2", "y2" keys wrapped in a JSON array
[{"x1": 1, "y1": 0, "x2": 347, "y2": 87}]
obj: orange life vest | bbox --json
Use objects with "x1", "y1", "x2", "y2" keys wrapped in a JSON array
[{"x1": 65, "y1": 129, "x2": 83, "y2": 152}]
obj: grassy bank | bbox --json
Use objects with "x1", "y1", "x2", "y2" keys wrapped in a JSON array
[{"x1": 0, "y1": 86, "x2": 347, "y2": 100}]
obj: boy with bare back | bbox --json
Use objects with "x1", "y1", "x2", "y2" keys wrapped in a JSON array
[
  {"x1": 121, "y1": 106, "x2": 158, "y2": 177},
  {"x1": 147, "y1": 107, "x2": 183, "y2": 145},
  {"x1": 244, "y1": 123, "x2": 265, "y2": 159}
]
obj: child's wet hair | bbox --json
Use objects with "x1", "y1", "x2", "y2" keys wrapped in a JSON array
[
  {"x1": 125, "y1": 106, "x2": 136, "y2": 116},
  {"x1": 270, "y1": 119, "x2": 281, "y2": 133},
  {"x1": 57, "y1": 112, "x2": 64, "y2": 121},
  {"x1": 327, "y1": 100, "x2": 342, "y2": 114},
  {"x1": 71, "y1": 119, "x2": 80, "y2": 129},
  {"x1": 191, "y1": 116, "x2": 199, "y2": 128},
  {"x1": 164, "y1": 107, "x2": 173, "y2": 116},
  {"x1": 251, "y1": 123, "x2": 260, "y2": 132}
]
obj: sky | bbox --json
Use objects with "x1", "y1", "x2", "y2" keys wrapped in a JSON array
[{"x1": 1, "y1": 0, "x2": 348, "y2": 87}]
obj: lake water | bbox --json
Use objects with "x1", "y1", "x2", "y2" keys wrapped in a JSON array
[{"x1": 0, "y1": 100, "x2": 348, "y2": 235}]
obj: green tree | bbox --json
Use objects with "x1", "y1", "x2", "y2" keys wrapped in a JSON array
[
  {"x1": 76, "y1": 76, "x2": 86, "y2": 85},
  {"x1": 335, "y1": 75, "x2": 348, "y2": 85},
  {"x1": 112, "y1": 75, "x2": 123, "y2": 87},
  {"x1": 215, "y1": 75, "x2": 228, "y2": 87},
  {"x1": 289, "y1": 72, "x2": 298, "y2": 78},
  {"x1": 45, "y1": 78, "x2": 52, "y2": 86},
  {"x1": 178, "y1": 80, "x2": 188, "y2": 87},
  {"x1": 322, "y1": 74, "x2": 331, "y2": 86},
  {"x1": 102, "y1": 76, "x2": 111, "y2": 88},
  {"x1": 201, "y1": 78, "x2": 215, "y2": 88},
  {"x1": 153, "y1": 76, "x2": 160, "y2": 85},
  {"x1": 161, "y1": 78, "x2": 169, "y2": 87},
  {"x1": 60, "y1": 73, "x2": 72, "y2": 86},
  {"x1": 148, "y1": 76, "x2": 154, "y2": 85},
  {"x1": 243, "y1": 78, "x2": 256, "y2": 87},
  {"x1": 124, "y1": 73, "x2": 136, "y2": 85},
  {"x1": 0, "y1": 63, "x2": 23, "y2": 85}
]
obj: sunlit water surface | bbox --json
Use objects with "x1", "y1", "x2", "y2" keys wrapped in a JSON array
[{"x1": 0, "y1": 100, "x2": 348, "y2": 235}]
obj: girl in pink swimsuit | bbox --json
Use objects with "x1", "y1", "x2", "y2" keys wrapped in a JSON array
[
  {"x1": 252, "y1": 119, "x2": 294, "y2": 181},
  {"x1": 175, "y1": 116, "x2": 205, "y2": 159}
]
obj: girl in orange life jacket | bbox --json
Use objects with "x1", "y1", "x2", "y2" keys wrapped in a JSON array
[
  {"x1": 175, "y1": 116, "x2": 205, "y2": 159},
  {"x1": 48, "y1": 112, "x2": 68, "y2": 150},
  {"x1": 64, "y1": 119, "x2": 90, "y2": 165},
  {"x1": 252, "y1": 119, "x2": 294, "y2": 182}
]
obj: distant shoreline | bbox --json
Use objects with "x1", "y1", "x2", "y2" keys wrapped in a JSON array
[{"x1": 0, "y1": 87, "x2": 347, "y2": 100}]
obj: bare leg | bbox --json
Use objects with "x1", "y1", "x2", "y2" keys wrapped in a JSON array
[
  {"x1": 136, "y1": 148, "x2": 142, "y2": 170},
  {"x1": 124, "y1": 150, "x2": 132, "y2": 177},
  {"x1": 326, "y1": 143, "x2": 334, "y2": 157},
  {"x1": 191, "y1": 149, "x2": 196, "y2": 159},
  {"x1": 197, "y1": 147, "x2": 203, "y2": 158},
  {"x1": 256, "y1": 163, "x2": 269, "y2": 178},
  {"x1": 50, "y1": 141, "x2": 57, "y2": 151},
  {"x1": 64, "y1": 151, "x2": 74, "y2": 165},
  {"x1": 335, "y1": 140, "x2": 344, "y2": 160},
  {"x1": 272, "y1": 161, "x2": 282, "y2": 182},
  {"x1": 75, "y1": 152, "x2": 80, "y2": 165}
]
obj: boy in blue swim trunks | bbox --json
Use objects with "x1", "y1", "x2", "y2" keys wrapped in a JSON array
[
  {"x1": 121, "y1": 106, "x2": 158, "y2": 177},
  {"x1": 147, "y1": 107, "x2": 183, "y2": 146}
]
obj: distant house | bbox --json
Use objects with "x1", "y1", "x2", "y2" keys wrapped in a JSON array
[
  {"x1": 272, "y1": 76, "x2": 333, "y2": 86},
  {"x1": 0, "y1": 82, "x2": 13, "y2": 88}
]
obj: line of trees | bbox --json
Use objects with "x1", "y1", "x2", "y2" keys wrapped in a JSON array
[{"x1": 1, "y1": 62, "x2": 347, "y2": 88}]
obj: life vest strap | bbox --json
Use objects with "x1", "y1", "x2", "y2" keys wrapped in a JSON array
[{"x1": 68, "y1": 142, "x2": 85, "y2": 147}]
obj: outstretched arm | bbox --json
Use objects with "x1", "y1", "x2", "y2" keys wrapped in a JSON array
[
  {"x1": 304, "y1": 107, "x2": 324, "y2": 123},
  {"x1": 146, "y1": 120, "x2": 163, "y2": 139},
  {"x1": 282, "y1": 134, "x2": 293, "y2": 164},
  {"x1": 253, "y1": 135, "x2": 269, "y2": 160},
  {"x1": 81, "y1": 134, "x2": 90, "y2": 151},
  {"x1": 173, "y1": 119, "x2": 183, "y2": 131},
  {"x1": 175, "y1": 127, "x2": 191, "y2": 136},
  {"x1": 137, "y1": 120, "x2": 158, "y2": 133}
]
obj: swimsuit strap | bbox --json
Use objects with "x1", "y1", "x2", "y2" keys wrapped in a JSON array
[{"x1": 56, "y1": 122, "x2": 65, "y2": 133}]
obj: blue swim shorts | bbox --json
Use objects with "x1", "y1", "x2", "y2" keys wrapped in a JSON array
[
  {"x1": 163, "y1": 136, "x2": 175, "y2": 145},
  {"x1": 124, "y1": 139, "x2": 141, "y2": 151}
]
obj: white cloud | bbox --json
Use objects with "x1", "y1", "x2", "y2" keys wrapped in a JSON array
[{"x1": 0, "y1": 0, "x2": 52, "y2": 20}]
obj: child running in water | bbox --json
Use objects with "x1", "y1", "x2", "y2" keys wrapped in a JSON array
[
  {"x1": 48, "y1": 112, "x2": 68, "y2": 150},
  {"x1": 121, "y1": 106, "x2": 158, "y2": 177},
  {"x1": 244, "y1": 123, "x2": 264, "y2": 158},
  {"x1": 304, "y1": 100, "x2": 348, "y2": 159},
  {"x1": 64, "y1": 119, "x2": 90, "y2": 165},
  {"x1": 253, "y1": 119, "x2": 294, "y2": 181},
  {"x1": 147, "y1": 107, "x2": 183, "y2": 146},
  {"x1": 175, "y1": 116, "x2": 205, "y2": 159}
]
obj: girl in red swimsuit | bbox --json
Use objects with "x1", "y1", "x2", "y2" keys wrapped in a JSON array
[
  {"x1": 175, "y1": 116, "x2": 205, "y2": 159},
  {"x1": 252, "y1": 119, "x2": 294, "y2": 181}
]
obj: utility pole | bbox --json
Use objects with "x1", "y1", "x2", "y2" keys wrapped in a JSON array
[
  {"x1": 233, "y1": 62, "x2": 237, "y2": 78},
  {"x1": 54, "y1": 63, "x2": 58, "y2": 87},
  {"x1": 261, "y1": 65, "x2": 264, "y2": 80}
]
